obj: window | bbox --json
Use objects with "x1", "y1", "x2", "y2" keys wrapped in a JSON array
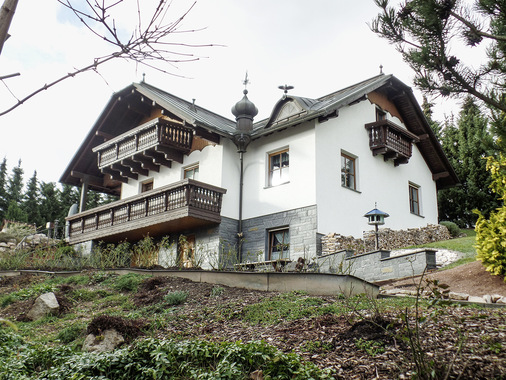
[
  {"x1": 341, "y1": 153, "x2": 356, "y2": 190},
  {"x1": 184, "y1": 164, "x2": 199, "y2": 180},
  {"x1": 409, "y1": 183, "x2": 420, "y2": 215},
  {"x1": 268, "y1": 228, "x2": 290, "y2": 260},
  {"x1": 269, "y1": 149, "x2": 289, "y2": 186},
  {"x1": 141, "y1": 179, "x2": 153, "y2": 193},
  {"x1": 376, "y1": 108, "x2": 386, "y2": 121}
]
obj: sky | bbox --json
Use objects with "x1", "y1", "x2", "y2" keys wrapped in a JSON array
[{"x1": 0, "y1": 0, "x2": 475, "y2": 186}]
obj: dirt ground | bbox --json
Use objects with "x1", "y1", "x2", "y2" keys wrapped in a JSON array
[
  {"x1": 379, "y1": 260, "x2": 506, "y2": 297},
  {"x1": 1, "y1": 265, "x2": 505, "y2": 379}
]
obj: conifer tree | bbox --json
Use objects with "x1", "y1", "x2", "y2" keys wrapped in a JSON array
[
  {"x1": 0, "y1": 157, "x2": 8, "y2": 220},
  {"x1": 438, "y1": 97, "x2": 498, "y2": 227},
  {"x1": 38, "y1": 182, "x2": 62, "y2": 230},
  {"x1": 6, "y1": 159, "x2": 24, "y2": 208},
  {"x1": 22, "y1": 171, "x2": 42, "y2": 227},
  {"x1": 58, "y1": 184, "x2": 80, "y2": 223}
]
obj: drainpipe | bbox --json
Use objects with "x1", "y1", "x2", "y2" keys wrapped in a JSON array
[
  {"x1": 238, "y1": 151, "x2": 244, "y2": 258},
  {"x1": 231, "y1": 86, "x2": 258, "y2": 262}
]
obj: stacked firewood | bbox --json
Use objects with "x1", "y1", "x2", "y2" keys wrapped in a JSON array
[{"x1": 321, "y1": 224, "x2": 451, "y2": 255}]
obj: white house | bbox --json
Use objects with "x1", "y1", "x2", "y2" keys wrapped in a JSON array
[{"x1": 60, "y1": 73, "x2": 458, "y2": 267}]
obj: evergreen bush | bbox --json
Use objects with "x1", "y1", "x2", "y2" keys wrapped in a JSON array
[{"x1": 439, "y1": 221, "x2": 461, "y2": 238}]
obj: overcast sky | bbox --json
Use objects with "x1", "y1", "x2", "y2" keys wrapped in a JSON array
[{"x1": 0, "y1": 0, "x2": 472, "y2": 185}]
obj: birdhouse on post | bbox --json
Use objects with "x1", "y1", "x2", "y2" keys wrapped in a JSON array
[{"x1": 364, "y1": 207, "x2": 389, "y2": 251}]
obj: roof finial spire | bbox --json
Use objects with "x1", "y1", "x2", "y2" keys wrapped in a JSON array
[
  {"x1": 243, "y1": 72, "x2": 250, "y2": 94},
  {"x1": 278, "y1": 84, "x2": 294, "y2": 99},
  {"x1": 379, "y1": 64, "x2": 383, "y2": 75}
]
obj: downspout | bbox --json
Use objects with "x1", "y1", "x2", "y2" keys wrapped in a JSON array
[
  {"x1": 238, "y1": 151, "x2": 244, "y2": 260},
  {"x1": 231, "y1": 85, "x2": 258, "y2": 262}
]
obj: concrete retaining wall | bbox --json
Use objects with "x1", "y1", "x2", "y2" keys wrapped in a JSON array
[
  {"x1": 316, "y1": 249, "x2": 437, "y2": 283},
  {"x1": 2, "y1": 269, "x2": 378, "y2": 298}
]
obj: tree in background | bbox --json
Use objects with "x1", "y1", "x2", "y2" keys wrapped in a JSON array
[
  {"x1": 39, "y1": 182, "x2": 64, "y2": 229},
  {"x1": 22, "y1": 171, "x2": 41, "y2": 227},
  {"x1": 57, "y1": 184, "x2": 80, "y2": 224},
  {"x1": 371, "y1": 0, "x2": 506, "y2": 113},
  {"x1": 0, "y1": 157, "x2": 8, "y2": 220},
  {"x1": 6, "y1": 159, "x2": 23, "y2": 207},
  {"x1": 438, "y1": 97, "x2": 499, "y2": 227},
  {"x1": 372, "y1": 0, "x2": 506, "y2": 278}
]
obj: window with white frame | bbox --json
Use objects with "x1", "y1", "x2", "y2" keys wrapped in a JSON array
[
  {"x1": 341, "y1": 152, "x2": 357, "y2": 190},
  {"x1": 409, "y1": 183, "x2": 421, "y2": 215},
  {"x1": 183, "y1": 164, "x2": 199, "y2": 180},
  {"x1": 268, "y1": 149, "x2": 289, "y2": 186},
  {"x1": 268, "y1": 228, "x2": 290, "y2": 260}
]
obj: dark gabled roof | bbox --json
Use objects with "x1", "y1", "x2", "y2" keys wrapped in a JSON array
[
  {"x1": 134, "y1": 82, "x2": 236, "y2": 134},
  {"x1": 59, "y1": 81, "x2": 235, "y2": 190}
]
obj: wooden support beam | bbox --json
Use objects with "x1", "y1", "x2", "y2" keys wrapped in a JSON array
[
  {"x1": 121, "y1": 159, "x2": 149, "y2": 177},
  {"x1": 101, "y1": 168, "x2": 128, "y2": 183},
  {"x1": 144, "y1": 150, "x2": 172, "y2": 168},
  {"x1": 433, "y1": 171, "x2": 449, "y2": 180},
  {"x1": 95, "y1": 130, "x2": 115, "y2": 140},
  {"x1": 70, "y1": 171, "x2": 104, "y2": 187},
  {"x1": 155, "y1": 145, "x2": 184, "y2": 164},
  {"x1": 194, "y1": 126, "x2": 220, "y2": 144},
  {"x1": 131, "y1": 154, "x2": 160, "y2": 172},
  {"x1": 111, "y1": 164, "x2": 138, "y2": 180}
]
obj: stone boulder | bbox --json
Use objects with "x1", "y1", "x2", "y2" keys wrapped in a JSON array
[
  {"x1": 82, "y1": 329, "x2": 125, "y2": 353},
  {"x1": 26, "y1": 292, "x2": 59, "y2": 321}
]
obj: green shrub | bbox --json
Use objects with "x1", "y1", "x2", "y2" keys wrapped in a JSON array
[
  {"x1": 56, "y1": 323, "x2": 86, "y2": 343},
  {"x1": 110, "y1": 273, "x2": 144, "y2": 292},
  {"x1": 440, "y1": 221, "x2": 461, "y2": 238},
  {"x1": 0, "y1": 338, "x2": 333, "y2": 379},
  {"x1": 164, "y1": 290, "x2": 188, "y2": 306},
  {"x1": 475, "y1": 156, "x2": 506, "y2": 281}
]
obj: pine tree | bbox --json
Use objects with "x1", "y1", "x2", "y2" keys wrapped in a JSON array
[
  {"x1": 6, "y1": 159, "x2": 24, "y2": 207},
  {"x1": 38, "y1": 182, "x2": 62, "y2": 229},
  {"x1": 5, "y1": 200, "x2": 27, "y2": 222},
  {"x1": 438, "y1": 97, "x2": 499, "y2": 227},
  {"x1": 58, "y1": 184, "x2": 80, "y2": 222},
  {"x1": 0, "y1": 157, "x2": 8, "y2": 220},
  {"x1": 22, "y1": 171, "x2": 42, "y2": 227},
  {"x1": 421, "y1": 96, "x2": 443, "y2": 142}
]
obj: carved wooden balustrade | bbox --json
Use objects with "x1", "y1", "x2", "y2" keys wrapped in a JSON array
[
  {"x1": 93, "y1": 118, "x2": 193, "y2": 181},
  {"x1": 66, "y1": 179, "x2": 226, "y2": 244},
  {"x1": 364, "y1": 120, "x2": 419, "y2": 166}
]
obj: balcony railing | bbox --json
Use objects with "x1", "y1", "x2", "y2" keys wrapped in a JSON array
[
  {"x1": 93, "y1": 118, "x2": 193, "y2": 180},
  {"x1": 66, "y1": 179, "x2": 226, "y2": 244},
  {"x1": 364, "y1": 120, "x2": 419, "y2": 166}
]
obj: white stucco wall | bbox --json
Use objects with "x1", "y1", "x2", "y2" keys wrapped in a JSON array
[
  {"x1": 239, "y1": 123, "x2": 317, "y2": 219},
  {"x1": 315, "y1": 99, "x2": 438, "y2": 238},
  {"x1": 120, "y1": 142, "x2": 226, "y2": 199}
]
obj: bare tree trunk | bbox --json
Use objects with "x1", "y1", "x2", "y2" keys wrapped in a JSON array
[{"x1": 0, "y1": 0, "x2": 18, "y2": 56}]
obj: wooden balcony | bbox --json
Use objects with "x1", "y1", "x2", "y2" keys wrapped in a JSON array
[
  {"x1": 92, "y1": 118, "x2": 193, "y2": 182},
  {"x1": 66, "y1": 179, "x2": 226, "y2": 244},
  {"x1": 364, "y1": 120, "x2": 419, "y2": 166}
]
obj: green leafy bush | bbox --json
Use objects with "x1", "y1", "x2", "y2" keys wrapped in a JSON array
[
  {"x1": 110, "y1": 273, "x2": 145, "y2": 292},
  {"x1": 56, "y1": 323, "x2": 86, "y2": 343},
  {"x1": 164, "y1": 290, "x2": 189, "y2": 305},
  {"x1": 440, "y1": 221, "x2": 461, "y2": 238},
  {"x1": 475, "y1": 156, "x2": 506, "y2": 281},
  {"x1": 0, "y1": 336, "x2": 333, "y2": 379}
]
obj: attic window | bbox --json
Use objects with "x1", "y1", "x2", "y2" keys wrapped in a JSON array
[{"x1": 376, "y1": 108, "x2": 386, "y2": 121}]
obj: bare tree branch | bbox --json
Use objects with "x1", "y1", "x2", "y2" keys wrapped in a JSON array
[{"x1": 0, "y1": 0, "x2": 218, "y2": 117}]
